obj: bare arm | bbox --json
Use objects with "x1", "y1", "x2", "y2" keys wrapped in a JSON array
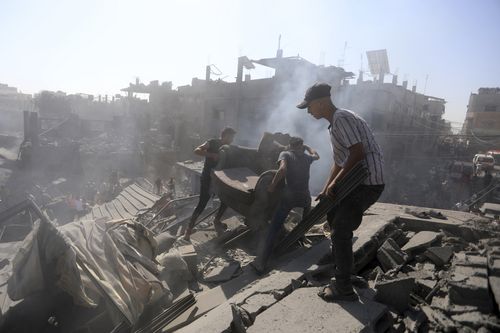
[
  {"x1": 317, "y1": 163, "x2": 341, "y2": 199},
  {"x1": 304, "y1": 145, "x2": 320, "y2": 161},
  {"x1": 268, "y1": 160, "x2": 287, "y2": 192},
  {"x1": 194, "y1": 141, "x2": 218, "y2": 160}
]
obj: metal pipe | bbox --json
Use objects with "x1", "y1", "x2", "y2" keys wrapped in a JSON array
[{"x1": 275, "y1": 162, "x2": 368, "y2": 254}]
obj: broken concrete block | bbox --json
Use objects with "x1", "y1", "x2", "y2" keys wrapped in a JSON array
[
  {"x1": 178, "y1": 244, "x2": 197, "y2": 273},
  {"x1": 421, "y1": 262, "x2": 436, "y2": 272},
  {"x1": 420, "y1": 305, "x2": 457, "y2": 331},
  {"x1": 377, "y1": 238, "x2": 409, "y2": 272},
  {"x1": 488, "y1": 276, "x2": 500, "y2": 313},
  {"x1": 449, "y1": 276, "x2": 493, "y2": 313},
  {"x1": 230, "y1": 303, "x2": 253, "y2": 333},
  {"x1": 415, "y1": 279, "x2": 437, "y2": 299},
  {"x1": 402, "y1": 309, "x2": 427, "y2": 332},
  {"x1": 424, "y1": 246, "x2": 454, "y2": 266},
  {"x1": 402, "y1": 231, "x2": 440, "y2": 253},
  {"x1": 375, "y1": 277, "x2": 415, "y2": 313},
  {"x1": 367, "y1": 266, "x2": 384, "y2": 281},
  {"x1": 451, "y1": 311, "x2": 500, "y2": 330},
  {"x1": 454, "y1": 254, "x2": 487, "y2": 268},
  {"x1": 389, "y1": 228, "x2": 406, "y2": 247},
  {"x1": 452, "y1": 265, "x2": 488, "y2": 279},
  {"x1": 204, "y1": 262, "x2": 240, "y2": 283},
  {"x1": 488, "y1": 256, "x2": 500, "y2": 276},
  {"x1": 406, "y1": 268, "x2": 434, "y2": 280}
]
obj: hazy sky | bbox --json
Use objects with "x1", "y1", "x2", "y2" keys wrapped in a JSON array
[{"x1": 1, "y1": 0, "x2": 499, "y2": 125}]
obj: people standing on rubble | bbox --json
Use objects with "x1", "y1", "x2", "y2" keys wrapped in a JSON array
[
  {"x1": 167, "y1": 177, "x2": 176, "y2": 199},
  {"x1": 253, "y1": 137, "x2": 320, "y2": 272},
  {"x1": 183, "y1": 127, "x2": 237, "y2": 240},
  {"x1": 155, "y1": 177, "x2": 163, "y2": 195},
  {"x1": 297, "y1": 83, "x2": 385, "y2": 302}
]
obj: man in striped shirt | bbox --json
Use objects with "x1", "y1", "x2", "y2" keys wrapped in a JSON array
[{"x1": 297, "y1": 83, "x2": 385, "y2": 302}]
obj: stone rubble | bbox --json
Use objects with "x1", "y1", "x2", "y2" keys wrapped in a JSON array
[{"x1": 198, "y1": 207, "x2": 500, "y2": 333}]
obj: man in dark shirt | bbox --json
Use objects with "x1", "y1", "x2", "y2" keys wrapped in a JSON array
[
  {"x1": 254, "y1": 137, "x2": 320, "y2": 271},
  {"x1": 184, "y1": 127, "x2": 236, "y2": 240}
]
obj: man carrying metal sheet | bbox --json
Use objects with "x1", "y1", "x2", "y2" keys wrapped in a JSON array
[
  {"x1": 253, "y1": 136, "x2": 320, "y2": 272},
  {"x1": 297, "y1": 83, "x2": 385, "y2": 301},
  {"x1": 184, "y1": 127, "x2": 236, "y2": 241}
]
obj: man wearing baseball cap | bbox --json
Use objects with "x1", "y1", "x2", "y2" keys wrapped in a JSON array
[{"x1": 298, "y1": 83, "x2": 385, "y2": 302}]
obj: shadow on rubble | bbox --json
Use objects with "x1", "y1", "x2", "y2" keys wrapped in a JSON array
[{"x1": 0, "y1": 291, "x2": 113, "y2": 333}]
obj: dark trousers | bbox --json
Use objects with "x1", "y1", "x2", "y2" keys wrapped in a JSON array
[
  {"x1": 327, "y1": 184, "x2": 384, "y2": 286},
  {"x1": 190, "y1": 173, "x2": 211, "y2": 224},
  {"x1": 259, "y1": 189, "x2": 311, "y2": 266},
  {"x1": 188, "y1": 172, "x2": 227, "y2": 231}
]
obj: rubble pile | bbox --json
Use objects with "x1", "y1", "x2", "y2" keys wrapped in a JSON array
[
  {"x1": 1, "y1": 176, "x2": 500, "y2": 333},
  {"x1": 182, "y1": 207, "x2": 500, "y2": 333},
  {"x1": 351, "y1": 225, "x2": 500, "y2": 331}
]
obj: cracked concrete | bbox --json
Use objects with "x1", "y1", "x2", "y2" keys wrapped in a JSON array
[{"x1": 247, "y1": 287, "x2": 388, "y2": 333}]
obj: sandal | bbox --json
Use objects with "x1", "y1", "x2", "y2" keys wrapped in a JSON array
[
  {"x1": 428, "y1": 210, "x2": 447, "y2": 220},
  {"x1": 317, "y1": 283, "x2": 358, "y2": 302}
]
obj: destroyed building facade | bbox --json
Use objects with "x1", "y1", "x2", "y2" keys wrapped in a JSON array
[{"x1": 462, "y1": 87, "x2": 500, "y2": 137}]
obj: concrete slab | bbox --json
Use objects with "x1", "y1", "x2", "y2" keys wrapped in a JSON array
[
  {"x1": 455, "y1": 254, "x2": 487, "y2": 268},
  {"x1": 402, "y1": 231, "x2": 440, "y2": 253},
  {"x1": 352, "y1": 214, "x2": 399, "y2": 273},
  {"x1": 240, "y1": 293, "x2": 277, "y2": 318},
  {"x1": 375, "y1": 277, "x2": 415, "y2": 313},
  {"x1": 488, "y1": 276, "x2": 500, "y2": 313},
  {"x1": 173, "y1": 240, "x2": 331, "y2": 333},
  {"x1": 367, "y1": 203, "x2": 482, "y2": 238},
  {"x1": 377, "y1": 238, "x2": 408, "y2": 272},
  {"x1": 449, "y1": 261, "x2": 495, "y2": 312},
  {"x1": 247, "y1": 287, "x2": 388, "y2": 333},
  {"x1": 423, "y1": 246, "x2": 454, "y2": 266},
  {"x1": 176, "y1": 214, "x2": 397, "y2": 333},
  {"x1": 415, "y1": 279, "x2": 437, "y2": 298},
  {"x1": 489, "y1": 257, "x2": 500, "y2": 276}
]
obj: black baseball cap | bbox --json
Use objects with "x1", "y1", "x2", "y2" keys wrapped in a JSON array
[{"x1": 296, "y1": 83, "x2": 331, "y2": 109}]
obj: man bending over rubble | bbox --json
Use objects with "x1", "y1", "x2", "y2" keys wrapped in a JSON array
[
  {"x1": 253, "y1": 136, "x2": 320, "y2": 272},
  {"x1": 297, "y1": 83, "x2": 385, "y2": 302},
  {"x1": 184, "y1": 127, "x2": 236, "y2": 240}
]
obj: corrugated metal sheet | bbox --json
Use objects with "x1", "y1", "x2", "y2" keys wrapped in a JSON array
[{"x1": 83, "y1": 183, "x2": 160, "y2": 220}]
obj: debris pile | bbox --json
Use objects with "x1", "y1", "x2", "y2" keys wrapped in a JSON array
[
  {"x1": 361, "y1": 223, "x2": 500, "y2": 331},
  {"x1": 1, "y1": 179, "x2": 500, "y2": 333},
  {"x1": 178, "y1": 206, "x2": 500, "y2": 333}
]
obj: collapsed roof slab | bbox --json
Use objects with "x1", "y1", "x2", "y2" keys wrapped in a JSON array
[
  {"x1": 174, "y1": 214, "x2": 397, "y2": 332},
  {"x1": 247, "y1": 287, "x2": 387, "y2": 333}
]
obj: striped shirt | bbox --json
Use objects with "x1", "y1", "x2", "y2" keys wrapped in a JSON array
[{"x1": 329, "y1": 109, "x2": 385, "y2": 185}]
